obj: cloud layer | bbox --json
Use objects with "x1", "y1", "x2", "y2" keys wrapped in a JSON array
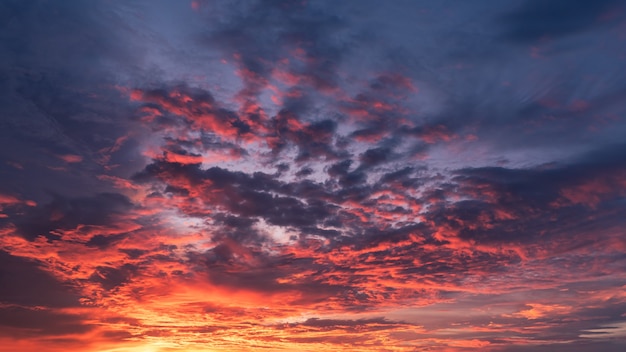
[{"x1": 1, "y1": 0, "x2": 626, "y2": 351}]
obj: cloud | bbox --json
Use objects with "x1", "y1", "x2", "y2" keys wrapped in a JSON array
[
  {"x1": 12, "y1": 193, "x2": 135, "y2": 241},
  {"x1": 0, "y1": 306, "x2": 93, "y2": 337},
  {"x1": 427, "y1": 144, "x2": 626, "y2": 247},
  {"x1": 0, "y1": 251, "x2": 80, "y2": 308},
  {"x1": 499, "y1": 0, "x2": 623, "y2": 43},
  {"x1": 1, "y1": 0, "x2": 626, "y2": 351}
]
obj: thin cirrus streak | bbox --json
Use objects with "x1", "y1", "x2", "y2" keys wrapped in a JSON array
[{"x1": 1, "y1": 0, "x2": 626, "y2": 351}]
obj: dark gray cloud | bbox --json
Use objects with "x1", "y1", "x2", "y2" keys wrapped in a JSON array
[
  {"x1": 499, "y1": 0, "x2": 624, "y2": 43},
  {"x1": 89, "y1": 264, "x2": 138, "y2": 291},
  {"x1": 0, "y1": 251, "x2": 80, "y2": 308},
  {"x1": 12, "y1": 193, "x2": 134, "y2": 241},
  {"x1": 424, "y1": 143, "x2": 626, "y2": 245},
  {"x1": 0, "y1": 306, "x2": 93, "y2": 337}
]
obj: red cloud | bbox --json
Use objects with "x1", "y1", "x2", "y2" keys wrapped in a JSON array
[{"x1": 57, "y1": 154, "x2": 83, "y2": 163}]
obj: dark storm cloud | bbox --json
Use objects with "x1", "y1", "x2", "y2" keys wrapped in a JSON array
[
  {"x1": 213, "y1": 214, "x2": 258, "y2": 229},
  {"x1": 89, "y1": 264, "x2": 138, "y2": 291},
  {"x1": 12, "y1": 192, "x2": 134, "y2": 241},
  {"x1": 427, "y1": 143, "x2": 626, "y2": 245},
  {"x1": 327, "y1": 159, "x2": 367, "y2": 187},
  {"x1": 295, "y1": 166, "x2": 314, "y2": 177},
  {"x1": 295, "y1": 317, "x2": 405, "y2": 330},
  {"x1": 134, "y1": 161, "x2": 334, "y2": 229},
  {"x1": 499, "y1": 0, "x2": 623, "y2": 43},
  {"x1": 378, "y1": 167, "x2": 422, "y2": 188},
  {"x1": 0, "y1": 306, "x2": 94, "y2": 337},
  {"x1": 349, "y1": 126, "x2": 387, "y2": 141},
  {"x1": 187, "y1": 246, "x2": 349, "y2": 300},
  {"x1": 85, "y1": 233, "x2": 130, "y2": 249},
  {"x1": 269, "y1": 110, "x2": 342, "y2": 160},
  {"x1": 0, "y1": 251, "x2": 80, "y2": 308},
  {"x1": 359, "y1": 147, "x2": 393, "y2": 168}
]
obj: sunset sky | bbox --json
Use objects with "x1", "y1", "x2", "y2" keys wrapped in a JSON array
[{"x1": 1, "y1": 0, "x2": 626, "y2": 351}]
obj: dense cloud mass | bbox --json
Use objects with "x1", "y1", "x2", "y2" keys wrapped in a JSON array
[{"x1": 1, "y1": 0, "x2": 626, "y2": 351}]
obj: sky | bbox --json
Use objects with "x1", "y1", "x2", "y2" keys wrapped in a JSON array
[{"x1": 1, "y1": 0, "x2": 626, "y2": 351}]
